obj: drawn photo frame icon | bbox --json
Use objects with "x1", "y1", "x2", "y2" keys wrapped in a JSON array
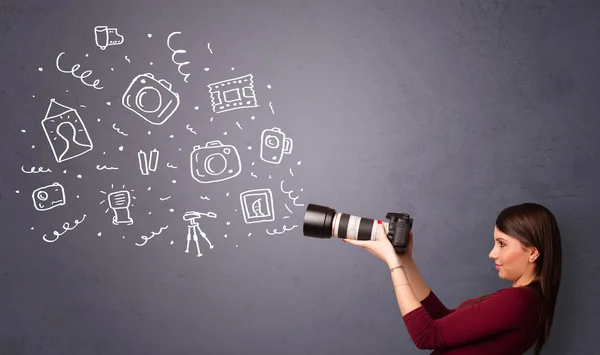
[
  {"x1": 42, "y1": 99, "x2": 94, "y2": 163},
  {"x1": 239, "y1": 188, "x2": 275, "y2": 224},
  {"x1": 32, "y1": 182, "x2": 66, "y2": 211},
  {"x1": 122, "y1": 73, "x2": 180, "y2": 125}
]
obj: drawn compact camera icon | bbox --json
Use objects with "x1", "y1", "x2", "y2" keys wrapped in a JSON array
[
  {"x1": 260, "y1": 127, "x2": 293, "y2": 164},
  {"x1": 190, "y1": 140, "x2": 242, "y2": 184},
  {"x1": 32, "y1": 182, "x2": 66, "y2": 212},
  {"x1": 122, "y1": 73, "x2": 180, "y2": 126}
]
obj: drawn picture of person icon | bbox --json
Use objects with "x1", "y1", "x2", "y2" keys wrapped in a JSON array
[
  {"x1": 240, "y1": 188, "x2": 275, "y2": 224},
  {"x1": 42, "y1": 99, "x2": 94, "y2": 163},
  {"x1": 183, "y1": 211, "x2": 216, "y2": 257}
]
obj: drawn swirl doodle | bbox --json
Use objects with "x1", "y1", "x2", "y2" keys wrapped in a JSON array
[
  {"x1": 55, "y1": 52, "x2": 104, "y2": 89},
  {"x1": 167, "y1": 32, "x2": 191, "y2": 83}
]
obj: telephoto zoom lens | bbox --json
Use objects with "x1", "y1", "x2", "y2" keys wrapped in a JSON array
[{"x1": 303, "y1": 203, "x2": 388, "y2": 241}]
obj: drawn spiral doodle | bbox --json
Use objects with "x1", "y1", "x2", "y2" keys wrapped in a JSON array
[{"x1": 166, "y1": 31, "x2": 191, "y2": 83}]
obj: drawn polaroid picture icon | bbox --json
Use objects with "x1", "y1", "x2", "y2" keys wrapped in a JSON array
[
  {"x1": 42, "y1": 99, "x2": 93, "y2": 163},
  {"x1": 207, "y1": 74, "x2": 258, "y2": 114},
  {"x1": 32, "y1": 182, "x2": 66, "y2": 211},
  {"x1": 239, "y1": 188, "x2": 275, "y2": 224},
  {"x1": 122, "y1": 73, "x2": 180, "y2": 125},
  {"x1": 94, "y1": 26, "x2": 124, "y2": 50}
]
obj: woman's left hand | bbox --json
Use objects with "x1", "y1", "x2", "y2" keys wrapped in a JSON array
[{"x1": 344, "y1": 220, "x2": 401, "y2": 267}]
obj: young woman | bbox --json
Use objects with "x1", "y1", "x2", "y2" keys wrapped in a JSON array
[{"x1": 345, "y1": 202, "x2": 562, "y2": 355}]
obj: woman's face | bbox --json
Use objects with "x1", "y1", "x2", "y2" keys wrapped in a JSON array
[{"x1": 489, "y1": 226, "x2": 538, "y2": 286}]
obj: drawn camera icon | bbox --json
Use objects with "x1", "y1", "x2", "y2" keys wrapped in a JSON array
[
  {"x1": 122, "y1": 73, "x2": 180, "y2": 126},
  {"x1": 32, "y1": 182, "x2": 66, "y2": 212},
  {"x1": 190, "y1": 140, "x2": 242, "y2": 184},
  {"x1": 260, "y1": 127, "x2": 293, "y2": 164}
]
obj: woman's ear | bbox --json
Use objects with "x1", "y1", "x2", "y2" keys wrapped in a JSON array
[{"x1": 529, "y1": 247, "x2": 540, "y2": 262}]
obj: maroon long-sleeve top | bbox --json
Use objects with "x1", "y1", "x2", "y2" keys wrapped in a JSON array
[{"x1": 402, "y1": 286, "x2": 542, "y2": 354}]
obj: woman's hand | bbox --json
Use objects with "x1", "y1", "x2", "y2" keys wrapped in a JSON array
[{"x1": 344, "y1": 220, "x2": 401, "y2": 267}]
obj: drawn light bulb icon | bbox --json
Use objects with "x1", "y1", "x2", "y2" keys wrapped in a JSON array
[{"x1": 107, "y1": 190, "x2": 134, "y2": 225}]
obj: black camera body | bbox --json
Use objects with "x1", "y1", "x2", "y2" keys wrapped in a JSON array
[{"x1": 303, "y1": 203, "x2": 413, "y2": 254}]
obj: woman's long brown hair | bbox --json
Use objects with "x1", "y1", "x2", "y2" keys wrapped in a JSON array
[{"x1": 462, "y1": 203, "x2": 562, "y2": 355}]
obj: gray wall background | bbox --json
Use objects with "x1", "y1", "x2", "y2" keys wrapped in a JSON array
[{"x1": 1, "y1": 1, "x2": 598, "y2": 354}]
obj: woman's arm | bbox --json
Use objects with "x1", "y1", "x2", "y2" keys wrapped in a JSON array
[
  {"x1": 387, "y1": 259, "x2": 423, "y2": 316},
  {"x1": 399, "y1": 256, "x2": 456, "y2": 319}
]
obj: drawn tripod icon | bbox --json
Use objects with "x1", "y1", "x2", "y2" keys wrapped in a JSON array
[{"x1": 183, "y1": 211, "x2": 216, "y2": 257}]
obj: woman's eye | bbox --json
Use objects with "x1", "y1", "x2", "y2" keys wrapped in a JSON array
[{"x1": 499, "y1": 242, "x2": 505, "y2": 247}]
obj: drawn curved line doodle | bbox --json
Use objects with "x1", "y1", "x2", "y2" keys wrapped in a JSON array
[
  {"x1": 200, "y1": 196, "x2": 210, "y2": 200},
  {"x1": 96, "y1": 165, "x2": 119, "y2": 171},
  {"x1": 166, "y1": 32, "x2": 191, "y2": 83},
  {"x1": 42, "y1": 214, "x2": 87, "y2": 243},
  {"x1": 269, "y1": 102, "x2": 274, "y2": 114},
  {"x1": 21, "y1": 166, "x2": 52, "y2": 174},
  {"x1": 112, "y1": 123, "x2": 128, "y2": 136},
  {"x1": 159, "y1": 196, "x2": 172, "y2": 201},
  {"x1": 266, "y1": 224, "x2": 298, "y2": 235},
  {"x1": 280, "y1": 180, "x2": 305, "y2": 207},
  {"x1": 135, "y1": 225, "x2": 169, "y2": 246},
  {"x1": 166, "y1": 163, "x2": 177, "y2": 169},
  {"x1": 284, "y1": 204, "x2": 293, "y2": 214},
  {"x1": 207, "y1": 42, "x2": 213, "y2": 54},
  {"x1": 186, "y1": 124, "x2": 197, "y2": 135},
  {"x1": 55, "y1": 52, "x2": 103, "y2": 89}
]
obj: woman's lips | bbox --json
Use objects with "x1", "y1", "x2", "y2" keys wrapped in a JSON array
[{"x1": 495, "y1": 264, "x2": 502, "y2": 269}]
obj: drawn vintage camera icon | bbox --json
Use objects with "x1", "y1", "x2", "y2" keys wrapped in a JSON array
[
  {"x1": 122, "y1": 73, "x2": 180, "y2": 125},
  {"x1": 190, "y1": 140, "x2": 242, "y2": 184},
  {"x1": 32, "y1": 182, "x2": 66, "y2": 212},
  {"x1": 260, "y1": 127, "x2": 293, "y2": 164}
]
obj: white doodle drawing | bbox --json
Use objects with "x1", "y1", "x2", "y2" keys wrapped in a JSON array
[
  {"x1": 260, "y1": 127, "x2": 293, "y2": 164},
  {"x1": 32, "y1": 182, "x2": 66, "y2": 211},
  {"x1": 239, "y1": 188, "x2": 275, "y2": 224},
  {"x1": 190, "y1": 141, "x2": 241, "y2": 184},
  {"x1": 166, "y1": 163, "x2": 177, "y2": 169},
  {"x1": 200, "y1": 196, "x2": 210, "y2": 200},
  {"x1": 183, "y1": 211, "x2": 216, "y2": 257},
  {"x1": 122, "y1": 73, "x2": 180, "y2": 125},
  {"x1": 250, "y1": 172, "x2": 258, "y2": 178},
  {"x1": 136, "y1": 225, "x2": 169, "y2": 247},
  {"x1": 280, "y1": 180, "x2": 304, "y2": 207},
  {"x1": 108, "y1": 190, "x2": 134, "y2": 225},
  {"x1": 96, "y1": 165, "x2": 119, "y2": 171},
  {"x1": 21, "y1": 166, "x2": 52, "y2": 174},
  {"x1": 100, "y1": 185, "x2": 136, "y2": 225},
  {"x1": 42, "y1": 99, "x2": 94, "y2": 163},
  {"x1": 94, "y1": 26, "x2": 124, "y2": 50},
  {"x1": 186, "y1": 124, "x2": 197, "y2": 135},
  {"x1": 42, "y1": 214, "x2": 86, "y2": 243},
  {"x1": 207, "y1": 42, "x2": 213, "y2": 54},
  {"x1": 289, "y1": 168, "x2": 294, "y2": 176},
  {"x1": 112, "y1": 123, "x2": 128, "y2": 136},
  {"x1": 207, "y1": 74, "x2": 258, "y2": 114},
  {"x1": 159, "y1": 196, "x2": 171, "y2": 201},
  {"x1": 266, "y1": 224, "x2": 298, "y2": 235},
  {"x1": 285, "y1": 204, "x2": 293, "y2": 214},
  {"x1": 55, "y1": 52, "x2": 103, "y2": 89},
  {"x1": 236, "y1": 122, "x2": 242, "y2": 130},
  {"x1": 269, "y1": 102, "x2": 274, "y2": 114},
  {"x1": 138, "y1": 149, "x2": 159, "y2": 175},
  {"x1": 166, "y1": 31, "x2": 191, "y2": 83}
]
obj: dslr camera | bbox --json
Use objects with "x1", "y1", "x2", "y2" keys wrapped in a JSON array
[{"x1": 303, "y1": 203, "x2": 413, "y2": 254}]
